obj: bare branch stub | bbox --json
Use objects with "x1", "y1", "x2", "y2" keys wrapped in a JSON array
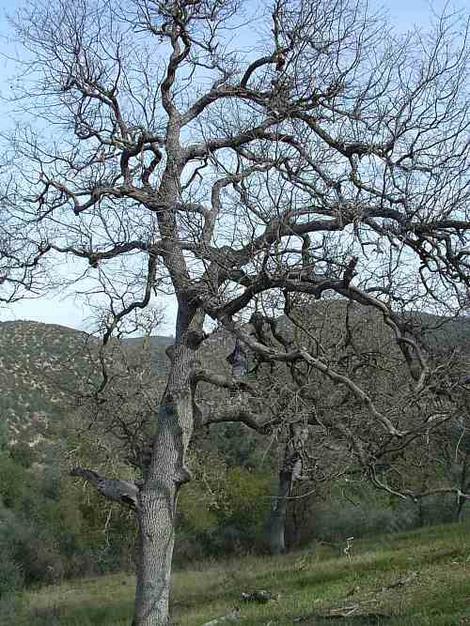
[{"x1": 70, "y1": 467, "x2": 139, "y2": 509}]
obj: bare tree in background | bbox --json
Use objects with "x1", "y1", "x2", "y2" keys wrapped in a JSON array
[
  {"x1": 208, "y1": 299, "x2": 470, "y2": 555},
  {"x1": 2, "y1": 0, "x2": 470, "y2": 623}
]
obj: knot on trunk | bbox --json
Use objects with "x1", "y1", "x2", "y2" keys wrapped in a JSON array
[
  {"x1": 186, "y1": 329, "x2": 205, "y2": 349},
  {"x1": 175, "y1": 466, "x2": 192, "y2": 486}
]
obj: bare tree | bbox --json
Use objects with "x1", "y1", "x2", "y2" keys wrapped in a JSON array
[
  {"x1": 209, "y1": 299, "x2": 469, "y2": 554},
  {"x1": 2, "y1": 0, "x2": 470, "y2": 623}
]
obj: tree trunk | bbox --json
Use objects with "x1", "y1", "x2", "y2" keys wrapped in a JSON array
[
  {"x1": 134, "y1": 484, "x2": 176, "y2": 626},
  {"x1": 456, "y1": 495, "x2": 466, "y2": 523},
  {"x1": 267, "y1": 466, "x2": 292, "y2": 555},
  {"x1": 456, "y1": 454, "x2": 469, "y2": 523},
  {"x1": 267, "y1": 424, "x2": 308, "y2": 555},
  {"x1": 132, "y1": 304, "x2": 202, "y2": 626}
]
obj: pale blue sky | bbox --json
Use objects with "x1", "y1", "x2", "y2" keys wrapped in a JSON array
[{"x1": 0, "y1": 0, "x2": 466, "y2": 333}]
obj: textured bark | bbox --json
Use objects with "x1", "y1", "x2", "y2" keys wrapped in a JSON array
[
  {"x1": 134, "y1": 486, "x2": 176, "y2": 626},
  {"x1": 456, "y1": 495, "x2": 466, "y2": 522},
  {"x1": 132, "y1": 304, "x2": 202, "y2": 626},
  {"x1": 267, "y1": 425, "x2": 307, "y2": 555},
  {"x1": 456, "y1": 454, "x2": 469, "y2": 522},
  {"x1": 268, "y1": 465, "x2": 292, "y2": 555}
]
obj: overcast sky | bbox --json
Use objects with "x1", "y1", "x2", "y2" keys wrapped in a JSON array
[{"x1": 0, "y1": 0, "x2": 466, "y2": 333}]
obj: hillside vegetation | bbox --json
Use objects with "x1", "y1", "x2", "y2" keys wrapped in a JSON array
[
  {"x1": 0, "y1": 321, "x2": 95, "y2": 438},
  {"x1": 0, "y1": 320, "x2": 172, "y2": 440},
  {"x1": 1, "y1": 311, "x2": 469, "y2": 438},
  {"x1": 6, "y1": 522, "x2": 470, "y2": 625}
]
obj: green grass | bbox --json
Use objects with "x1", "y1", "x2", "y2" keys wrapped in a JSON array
[{"x1": 7, "y1": 522, "x2": 470, "y2": 625}]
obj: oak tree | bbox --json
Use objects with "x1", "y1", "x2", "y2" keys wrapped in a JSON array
[{"x1": 2, "y1": 0, "x2": 470, "y2": 623}]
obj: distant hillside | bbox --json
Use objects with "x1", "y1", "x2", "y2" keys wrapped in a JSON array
[
  {"x1": 1, "y1": 308, "x2": 469, "y2": 443},
  {"x1": 263, "y1": 300, "x2": 470, "y2": 357},
  {"x1": 405, "y1": 311, "x2": 470, "y2": 354},
  {"x1": 0, "y1": 321, "x2": 175, "y2": 442},
  {"x1": 122, "y1": 335, "x2": 173, "y2": 372},
  {"x1": 0, "y1": 321, "x2": 99, "y2": 441}
]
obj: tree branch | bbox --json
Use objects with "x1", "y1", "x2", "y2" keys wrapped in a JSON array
[{"x1": 70, "y1": 467, "x2": 139, "y2": 509}]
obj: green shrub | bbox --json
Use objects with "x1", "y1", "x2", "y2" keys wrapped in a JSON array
[
  {"x1": 177, "y1": 452, "x2": 272, "y2": 558},
  {"x1": 0, "y1": 553, "x2": 24, "y2": 595},
  {"x1": 0, "y1": 592, "x2": 21, "y2": 624}
]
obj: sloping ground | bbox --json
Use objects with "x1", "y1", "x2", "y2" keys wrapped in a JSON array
[{"x1": 10, "y1": 522, "x2": 470, "y2": 625}]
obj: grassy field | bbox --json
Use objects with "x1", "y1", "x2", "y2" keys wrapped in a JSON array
[{"x1": 5, "y1": 522, "x2": 470, "y2": 625}]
